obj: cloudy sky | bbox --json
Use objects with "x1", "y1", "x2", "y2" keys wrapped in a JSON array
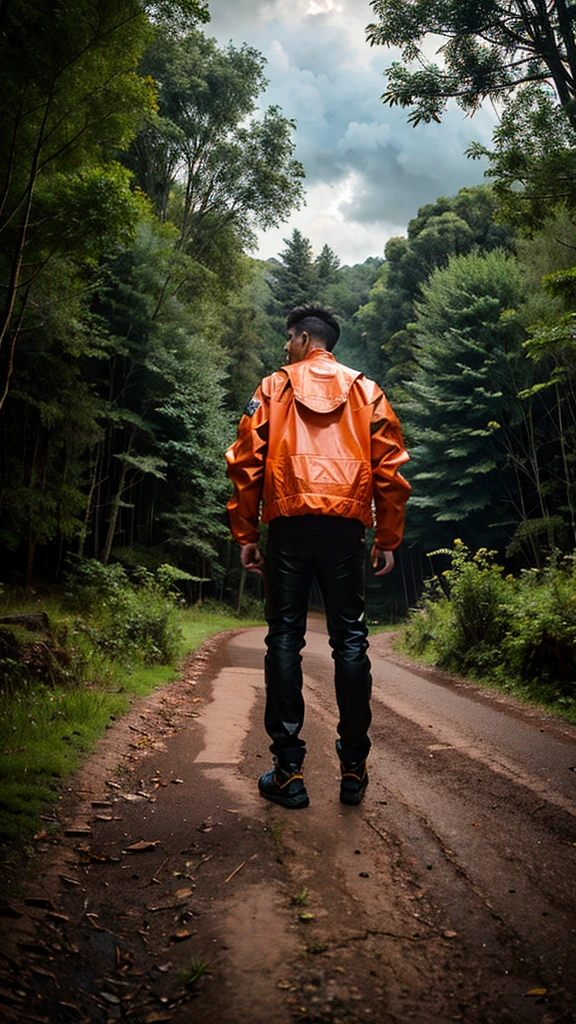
[{"x1": 206, "y1": 0, "x2": 497, "y2": 265}]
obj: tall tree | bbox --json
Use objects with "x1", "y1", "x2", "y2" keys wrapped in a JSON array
[
  {"x1": 0, "y1": 0, "x2": 155, "y2": 409},
  {"x1": 267, "y1": 229, "x2": 318, "y2": 314},
  {"x1": 403, "y1": 249, "x2": 557, "y2": 557},
  {"x1": 315, "y1": 244, "x2": 341, "y2": 292},
  {"x1": 125, "y1": 26, "x2": 304, "y2": 251},
  {"x1": 354, "y1": 186, "x2": 513, "y2": 388},
  {"x1": 367, "y1": 0, "x2": 576, "y2": 129}
]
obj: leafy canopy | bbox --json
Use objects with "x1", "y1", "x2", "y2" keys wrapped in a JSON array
[
  {"x1": 366, "y1": 0, "x2": 576, "y2": 128},
  {"x1": 126, "y1": 26, "x2": 305, "y2": 243}
]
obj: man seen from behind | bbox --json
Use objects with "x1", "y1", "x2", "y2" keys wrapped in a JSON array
[{"x1": 225, "y1": 304, "x2": 410, "y2": 809}]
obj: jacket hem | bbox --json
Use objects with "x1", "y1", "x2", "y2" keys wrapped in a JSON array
[{"x1": 262, "y1": 496, "x2": 373, "y2": 527}]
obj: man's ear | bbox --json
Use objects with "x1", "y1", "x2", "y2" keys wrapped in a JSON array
[{"x1": 301, "y1": 331, "x2": 309, "y2": 347}]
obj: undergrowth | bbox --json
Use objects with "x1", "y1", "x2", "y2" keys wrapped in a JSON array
[
  {"x1": 0, "y1": 560, "x2": 264, "y2": 843},
  {"x1": 400, "y1": 541, "x2": 576, "y2": 721}
]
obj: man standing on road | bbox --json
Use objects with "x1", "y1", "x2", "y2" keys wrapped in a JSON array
[{"x1": 225, "y1": 305, "x2": 410, "y2": 809}]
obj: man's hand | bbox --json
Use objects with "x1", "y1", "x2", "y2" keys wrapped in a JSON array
[
  {"x1": 371, "y1": 545, "x2": 395, "y2": 576},
  {"x1": 241, "y1": 542, "x2": 264, "y2": 575}
]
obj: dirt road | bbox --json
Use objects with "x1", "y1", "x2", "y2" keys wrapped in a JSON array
[{"x1": 1, "y1": 619, "x2": 576, "y2": 1024}]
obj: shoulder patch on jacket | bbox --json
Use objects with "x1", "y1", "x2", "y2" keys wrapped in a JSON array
[{"x1": 245, "y1": 397, "x2": 261, "y2": 417}]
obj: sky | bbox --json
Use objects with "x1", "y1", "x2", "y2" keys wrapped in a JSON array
[{"x1": 205, "y1": 0, "x2": 497, "y2": 266}]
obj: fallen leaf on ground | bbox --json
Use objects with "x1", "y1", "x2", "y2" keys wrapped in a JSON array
[
  {"x1": 146, "y1": 898, "x2": 189, "y2": 912},
  {"x1": 145, "y1": 1014, "x2": 172, "y2": 1023},
  {"x1": 28, "y1": 966, "x2": 57, "y2": 981},
  {"x1": 123, "y1": 840, "x2": 161, "y2": 854},
  {"x1": 525, "y1": 988, "x2": 548, "y2": 996},
  {"x1": 170, "y1": 778, "x2": 184, "y2": 785},
  {"x1": 100, "y1": 992, "x2": 121, "y2": 1004},
  {"x1": 171, "y1": 928, "x2": 192, "y2": 942},
  {"x1": 85, "y1": 913, "x2": 107, "y2": 931},
  {"x1": 174, "y1": 888, "x2": 194, "y2": 898}
]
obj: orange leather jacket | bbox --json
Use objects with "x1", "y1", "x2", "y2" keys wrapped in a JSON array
[{"x1": 225, "y1": 349, "x2": 410, "y2": 549}]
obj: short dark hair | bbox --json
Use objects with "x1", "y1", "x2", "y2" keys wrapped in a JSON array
[{"x1": 286, "y1": 304, "x2": 340, "y2": 351}]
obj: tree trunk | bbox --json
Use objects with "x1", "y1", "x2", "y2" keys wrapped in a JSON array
[
  {"x1": 78, "y1": 445, "x2": 102, "y2": 559},
  {"x1": 102, "y1": 461, "x2": 129, "y2": 565},
  {"x1": 26, "y1": 533, "x2": 37, "y2": 587},
  {"x1": 236, "y1": 569, "x2": 246, "y2": 614}
]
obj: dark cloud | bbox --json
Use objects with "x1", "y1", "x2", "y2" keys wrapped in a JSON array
[{"x1": 204, "y1": 0, "x2": 495, "y2": 260}]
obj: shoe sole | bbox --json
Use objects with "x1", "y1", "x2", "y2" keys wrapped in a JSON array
[
  {"x1": 259, "y1": 790, "x2": 310, "y2": 809},
  {"x1": 340, "y1": 782, "x2": 368, "y2": 806},
  {"x1": 340, "y1": 791, "x2": 365, "y2": 805}
]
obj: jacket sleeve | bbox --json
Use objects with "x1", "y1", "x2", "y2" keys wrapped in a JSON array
[
  {"x1": 225, "y1": 383, "x2": 269, "y2": 545},
  {"x1": 370, "y1": 389, "x2": 411, "y2": 550}
]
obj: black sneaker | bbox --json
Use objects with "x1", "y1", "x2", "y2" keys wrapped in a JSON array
[
  {"x1": 258, "y1": 760, "x2": 309, "y2": 809},
  {"x1": 338, "y1": 749, "x2": 369, "y2": 806}
]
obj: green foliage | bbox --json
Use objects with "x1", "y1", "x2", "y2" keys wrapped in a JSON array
[
  {"x1": 440, "y1": 540, "x2": 507, "y2": 659},
  {"x1": 403, "y1": 542, "x2": 576, "y2": 711},
  {"x1": 354, "y1": 186, "x2": 513, "y2": 388},
  {"x1": 178, "y1": 956, "x2": 211, "y2": 989},
  {"x1": 367, "y1": 0, "x2": 576, "y2": 128},
  {"x1": 468, "y1": 86, "x2": 576, "y2": 232},
  {"x1": 0, "y1": 585, "x2": 262, "y2": 842},
  {"x1": 402, "y1": 248, "x2": 536, "y2": 548},
  {"x1": 0, "y1": 3, "x2": 304, "y2": 587},
  {"x1": 126, "y1": 24, "x2": 304, "y2": 243},
  {"x1": 64, "y1": 558, "x2": 181, "y2": 665},
  {"x1": 0, "y1": 0, "x2": 155, "y2": 400},
  {"x1": 268, "y1": 230, "x2": 319, "y2": 314}
]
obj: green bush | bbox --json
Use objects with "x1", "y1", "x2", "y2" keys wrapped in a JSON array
[
  {"x1": 499, "y1": 556, "x2": 576, "y2": 697},
  {"x1": 402, "y1": 543, "x2": 576, "y2": 710},
  {"x1": 65, "y1": 558, "x2": 182, "y2": 666}
]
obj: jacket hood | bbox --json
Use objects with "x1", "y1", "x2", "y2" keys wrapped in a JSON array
[{"x1": 284, "y1": 349, "x2": 362, "y2": 414}]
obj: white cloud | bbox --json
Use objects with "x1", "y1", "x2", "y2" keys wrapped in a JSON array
[
  {"x1": 254, "y1": 176, "x2": 406, "y2": 265},
  {"x1": 338, "y1": 121, "x2": 394, "y2": 154}
]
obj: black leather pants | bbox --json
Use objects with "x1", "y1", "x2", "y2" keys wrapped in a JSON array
[{"x1": 264, "y1": 531, "x2": 372, "y2": 765}]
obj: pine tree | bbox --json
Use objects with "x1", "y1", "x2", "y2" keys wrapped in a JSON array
[
  {"x1": 269, "y1": 230, "x2": 318, "y2": 314},
  {"x1": 403, "y1": 249, "x2": 546, "y2": 551}
]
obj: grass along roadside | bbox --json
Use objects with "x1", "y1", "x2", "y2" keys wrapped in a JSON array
[{"x1": 0, "y1": 596, "x2": 263, "y2": 844}]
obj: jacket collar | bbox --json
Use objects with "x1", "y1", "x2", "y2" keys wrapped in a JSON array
[{"x1": 284, "y1": 348, "x2": 361, "y2": 413}]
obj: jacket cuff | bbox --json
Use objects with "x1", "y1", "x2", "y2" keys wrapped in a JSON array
[{"x1": 232, "y1": 529, "x2": 260, "y2": 546}]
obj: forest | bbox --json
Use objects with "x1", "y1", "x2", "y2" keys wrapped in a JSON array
[{"x1": 1, "y1": 0, "x2": 575, "y2": 711}]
